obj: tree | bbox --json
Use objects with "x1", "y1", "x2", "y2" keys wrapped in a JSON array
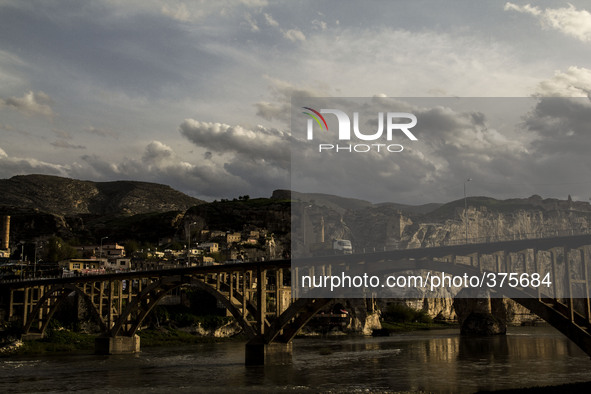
[
  {"x1": 44, "y1": 237, "x2": 79, "y2": 263},
  {"x1": 124, "y1": 239, "x2": 139, "y2": 256}
]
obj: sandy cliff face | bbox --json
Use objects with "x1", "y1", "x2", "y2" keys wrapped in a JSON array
[{"x1": 304, "y1": 198, "x2": 591, "y2": 324}]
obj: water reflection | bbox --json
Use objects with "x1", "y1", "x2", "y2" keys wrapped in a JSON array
[{"x1": 1, "y1": 326, "x2": 591, "y2": 393}]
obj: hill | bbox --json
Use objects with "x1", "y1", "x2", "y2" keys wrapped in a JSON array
[{"x1": 0, "y1": 174, "x2": 204, "y2": 216}]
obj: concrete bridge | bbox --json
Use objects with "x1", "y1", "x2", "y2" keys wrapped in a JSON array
[{"x1": 2, "y1": 234, "x2": 591, "y2": 364}]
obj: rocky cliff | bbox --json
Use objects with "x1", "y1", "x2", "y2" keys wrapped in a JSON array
[
  {"x1": 297, "y1": 193, "x2": 591, "y2": 324},
  {"x1": 0, "y1": 174, "x2": 205, "y2": 243}
]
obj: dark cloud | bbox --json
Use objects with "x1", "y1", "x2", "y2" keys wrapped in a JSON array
[
  {"x1": 290, "y1": 97, "x2": 582, "y2": 203},
  {"x1": 74, "y1": 141, "x2": 278, "y2": 200},
  {"x1": 0, "y1": 91, "x2": 54, "y2": 117},
  {"x1": 85, "y1": 126, "x2": 119, "y2": 139},
  {"x1": 0, "y1": 146, "x2": 69, "y2": 178},
  {"x1": 50, "y1": 140, "x2": 86, "y2": 149},
  {"x1": 51, "y1": 129, "x2": 72, "y2": 140},
  {"x1": 179, "y1": 120, "x2": 294, "y2": 169},
  {"x1": 142, "y1": 141, "x2": 173, "y2": 163}
]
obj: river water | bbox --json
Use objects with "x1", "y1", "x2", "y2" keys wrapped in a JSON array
[{"x1": 2, "y1": 326, "x2": 591, "y2": 393}]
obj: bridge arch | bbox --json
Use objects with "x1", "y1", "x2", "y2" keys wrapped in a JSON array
[
  {"x1": 281, "y1": 258, "x2": 591, "y2": 357},
  {"x1": 23, "y1": 283, "x2": 106, "y2": 336},
  {"x1": 110, "y1": 276, "x2": 257, "y2": 338}
]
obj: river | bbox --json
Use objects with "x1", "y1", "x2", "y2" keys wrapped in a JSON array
[{"x1": 2, "y1": 326, "x2": 591, "y2": 393}]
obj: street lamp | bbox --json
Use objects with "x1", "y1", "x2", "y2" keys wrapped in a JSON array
[
  {"x1": 100, "y1": 236, "x2": 109, "y2": 260},
  {"x1": 188, "y1": 222, "x2": 197, "y2": 266},
  {"x1": 464, "y1": 178, "x2": 472, "y2": 244}
]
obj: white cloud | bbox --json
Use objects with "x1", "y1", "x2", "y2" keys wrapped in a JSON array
[
  {"x1": 255, "y1": 77, "x2": 330, "y2": 124},
  {"x1": 282, "y1": 28, "x2": 306, "y2": 42},
  {"x1": 504, "y1": 3, "x2": 541, "y2": 16},
  {"x1": 0, "y1": 50, "x2": 26, "y2": 89},
  {"x1": 161, "y1": 3, "x2": 191, "y2": 22},
  {"x1": 536, "y1": 66, "x2": 591, "y2": 97},
  {"x1": 238, "y1": 0, "x2": 268, "y2": 6},
  {"x1": 0, "y1": 91, "x2": 54, "y2": 118},
  {"x1": 505, "y1": 2, "x2": 591, "y2": 42},
  {"x1": 290, "y1": 28, "x2": 541, "y2": 97},
  {"x1": 75, "y1": 140, "x2": 283, "y2": 199},
  {"x1": 264, "y1": 13, "x2": 278, "y2": 27},
  {"x1": 0, "y1": 145, "x2": 70, "y2": 178},
  {"x1": 311, "y1": 19, "x2": 327, "y2": 31},
  {"x1": 101, "y1": 0, "x2": 267, "y2": 22},
  {"x1": 244, "y1": 12, "x2": 259, "y2": 32},
  {"x1": 142, "y1": 140, "x2": 174, "y2": 164},
  {"x1": 179, "y1": 119, "x2": 292, "y2": 167}
]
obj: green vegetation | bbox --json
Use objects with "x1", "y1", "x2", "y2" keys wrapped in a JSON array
[
  {"x1": 97, "y1": 211, "x2": 182, "y2": 244},
  {"x1": 185, "y1": 198, "x2": 290, "y2": 235},
  {"x1": 206, "y1": 251, "x2": 223, "y2": 262},
  {"x1": 379, "y1": 303, "x2": 455, "y2": 333},
  {"x1": 137, "y1": 328, "x2": 241, "y2": 347},
  {"x1": 44, "y1": 236, "x2": 80, "y2": 263},
  {"x1": 17, "y1": 329, "x2": 95, "y2": 355},
  {"x1": 382, "y1": 303, "x2": 433, "y2": 324},
  {"x1": 380, "y1": 321, "x2": 454, "y2": 332},
  {"x1": 3, "y1": 310, "x2": 238, "y2": 356},
  {"x1": 148, "y1": 305, "x2": 232, "y2": 330}
]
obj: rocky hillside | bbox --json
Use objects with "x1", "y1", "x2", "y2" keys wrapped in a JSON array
[
  {"x1": 296, "y1": 193, "x2": 591, "y2": 252},
  {"x1": 0, "y1": 174, "x2": 204, "y2": 216}
]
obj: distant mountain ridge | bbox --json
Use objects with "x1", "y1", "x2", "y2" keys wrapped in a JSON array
[
  {"x1": 0, "y1": 174, "x2": 204, "y2": 216},
  {"x1": 272, "y1": 189, "x2": 443, "y2": 215}
]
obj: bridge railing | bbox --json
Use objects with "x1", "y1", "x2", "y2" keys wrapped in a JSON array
[
  {"x1": 440, "y1": 227, "x2": 591, "y2": 246},
  {"x1": 4, "y1": 227, "x2": 591, "y2": 284},
  {"x1": 358, "y1": 227, "x2": 591, "y2": 253},
  {"x1": 0, "y1": 265, "x2": 177, "y2": 284}
]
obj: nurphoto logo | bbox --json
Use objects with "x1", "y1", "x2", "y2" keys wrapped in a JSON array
[{"x1": 303, "y1": 107, "x2": 418, "y2": 153}]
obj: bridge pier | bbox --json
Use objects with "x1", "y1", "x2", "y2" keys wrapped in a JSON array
[
  {"x1": 454, "y1": 290, "x2": 507, "y2": 336},
  {"x1": 95, "y1": 335, "x2": 140, "y2": 355},
  {"x1": 245, "y1": 337, "x2": 292, "y2": 366}
]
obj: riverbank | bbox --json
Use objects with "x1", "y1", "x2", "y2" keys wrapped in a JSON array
[
  {"x1": 2, "y1": 321, "x2": 457, "y2": 356},
  {"x1": 477, "y1": 381, "x2": 591, "y2": 393},
  {"x1": 0, "y1": 327, "x2": 245, "y2": 357},
  {"x1": 6, "y1": 326, "x2": 459, "y2": 358}
]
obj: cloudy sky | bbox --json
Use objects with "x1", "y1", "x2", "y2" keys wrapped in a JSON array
[{"x1": 1, "y1": 1, "x2": 591, "y2": 204}]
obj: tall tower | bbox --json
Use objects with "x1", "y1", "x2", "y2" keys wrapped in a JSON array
[{"x1": 1, "y1": 215, "x2": 10, "y2": 250}]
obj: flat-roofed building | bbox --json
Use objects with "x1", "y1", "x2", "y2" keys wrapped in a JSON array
[{"x1": 59, "y1": 258, "x2": 106, "y2": 274}]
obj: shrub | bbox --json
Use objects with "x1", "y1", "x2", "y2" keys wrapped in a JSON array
[{"x1": 382, "y1": 303, "x2": 432, "y2": 324}]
